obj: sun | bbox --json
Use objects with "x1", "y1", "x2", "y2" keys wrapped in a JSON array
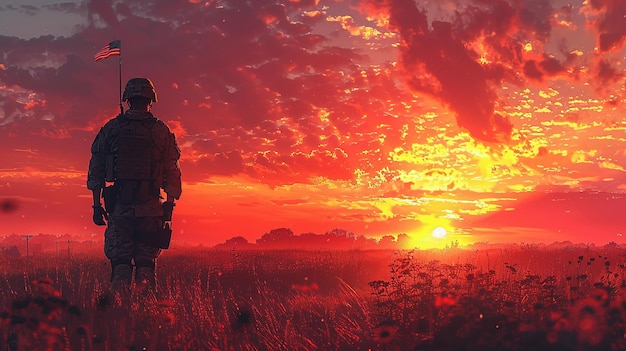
[{"x1": 431, "y1": 227, "x2": 448, "y2": 239}]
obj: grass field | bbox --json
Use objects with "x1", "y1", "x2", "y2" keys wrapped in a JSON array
[{"x1": 1, "y1": 244, "x2": 626, "y2": 350}]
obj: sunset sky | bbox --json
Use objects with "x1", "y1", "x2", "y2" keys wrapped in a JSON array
[{"x1": 2, "y1": 0, "x2": 626, "y2": 248}]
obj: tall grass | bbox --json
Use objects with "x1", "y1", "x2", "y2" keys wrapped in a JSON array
[{"x1": 1, "y1": 245, "x2": 626, "y2": 350}]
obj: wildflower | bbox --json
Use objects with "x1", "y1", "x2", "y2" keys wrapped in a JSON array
[
  {"x1": 373, "y1": 320, "x2": 399, "y2": 344},
  {"x1": 578, "y1": 315, "x2": 604, "y2": 345},
  {"x1": 570, "y1": 297, "x2": 607, "y2": 346}
]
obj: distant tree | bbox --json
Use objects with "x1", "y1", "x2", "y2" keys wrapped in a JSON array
[
  {"x1": 215, "y1": 236, "x2": 256, "y2": 250},
  {"x1": 256, "y1": 228, "x2": 295, "y2": 248}
]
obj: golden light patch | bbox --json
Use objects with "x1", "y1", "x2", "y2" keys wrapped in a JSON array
[
  {"x1": 539, "y1": 88, "x2": 559, "y2": 98},
  {"x1": 599, "y1": 161, "x2": 625, "y2": 172},
  {"x1": 571, "y1": 151, "x2": 587, "y2": 163},
  {"x1": 523, "y1": 43, "x2": 533, "y2": 52},
  {"x1": 326, "y1": 15, "x2": 391, "y2": 40}
]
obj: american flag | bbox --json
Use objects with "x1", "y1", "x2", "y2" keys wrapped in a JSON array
[{"x1": 94, "y1": 40, "x2": 121, "y2": 62}]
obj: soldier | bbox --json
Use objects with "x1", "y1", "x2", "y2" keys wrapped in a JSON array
[{"x1": 87, "y1": 78, "x2": 182, "y2": 293}]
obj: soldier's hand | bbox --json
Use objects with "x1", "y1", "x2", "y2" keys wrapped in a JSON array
[{"x1": 92, "y1": 205, "x2": 108, "y2": 226}]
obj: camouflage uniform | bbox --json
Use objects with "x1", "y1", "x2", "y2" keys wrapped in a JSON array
[{"x1": 87, "y1": 78, "x2": 181, "y2": 291}]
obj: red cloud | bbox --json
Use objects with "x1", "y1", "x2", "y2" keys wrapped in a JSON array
[
  {"x1": 357, "y1": 0, "x2": 524, "y2": 142},
  {"x1": 0, "y1": 0, "x2": 619, "y2": 187}
]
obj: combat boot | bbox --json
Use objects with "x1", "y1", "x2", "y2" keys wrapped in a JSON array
[
  {"x1": 110, "y1": 259, "x2": 133, "y2": 292},
  {"x1": 135, "y1": 260, "x2": 156, "y2": 294}
]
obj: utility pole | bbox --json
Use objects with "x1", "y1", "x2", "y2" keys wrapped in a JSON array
[{"x1": 21, "y1": 235, "x2": 34, "y2": 257}]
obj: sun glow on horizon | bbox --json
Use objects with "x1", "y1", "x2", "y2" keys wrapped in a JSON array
[{"x1": 432, "y1": 226, "x2": 447, "y2": 239}]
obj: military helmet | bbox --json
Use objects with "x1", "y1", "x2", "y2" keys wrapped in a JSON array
[{"x1": 122, "y1": 78, "x2": 158, "y2": 103}]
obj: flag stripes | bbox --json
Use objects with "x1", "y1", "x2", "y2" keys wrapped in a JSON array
[{"x1": 94, "y1": 40, "x2": 121, "y2": 62}]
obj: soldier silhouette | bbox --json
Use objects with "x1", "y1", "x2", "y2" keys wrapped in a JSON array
[{"x1": 87, "y1": 78, "x2": 182, "y2": 294}]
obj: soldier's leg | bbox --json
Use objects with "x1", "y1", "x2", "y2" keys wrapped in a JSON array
[
  {"x1": 104, "y1": 215, "x2": 135, "y2": 292},
  {"x1": 134, "y1": 259, "x2": 157, "y2": 291},
  {"x1": 134, "y1": 216, "x2": 162, "y2": 292}
]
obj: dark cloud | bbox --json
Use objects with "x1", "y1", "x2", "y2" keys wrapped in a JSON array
[
  {"x1": 588, "y1": 0, "x2": 626, "y2": 52},
  {"x1": 523, "y1": 56, "x2": 566, "y2": 81},
  {"x1": 596, "y1": 59, "x2": 623, "y2": 85},
  {"x1": 515, "y1": 0, "x2": 553, "y2": 40}
]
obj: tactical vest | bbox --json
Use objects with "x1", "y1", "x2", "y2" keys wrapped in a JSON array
[
  {"x1": 106, "y1": 114, "x2": 163, "y2": 205},
  {"x1": 115, "y1": 116, "x2": 156, "y2": 181}
]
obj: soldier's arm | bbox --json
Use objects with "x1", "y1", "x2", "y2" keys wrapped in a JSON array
[
  {"x1": 87, "y1": 128, "x2": 107, "y2": 205},
  {"x1": 163, "y1": 131, "x2": 182, "y2": 201},
  {"x1": 91, "y1": 188, "x2": 103, "y2": 207}
]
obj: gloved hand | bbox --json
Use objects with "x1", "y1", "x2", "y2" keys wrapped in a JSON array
[
  {"x1": 162, "y1": 202, "x2": 175, "y2": 222},
  {"x1": 92, "y1": 205, "x2": 108, "y2": 226}
]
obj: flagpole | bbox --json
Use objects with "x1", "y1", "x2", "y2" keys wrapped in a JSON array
[
  {"x1": 93, "y1": 40, "x2": 123, "y2": 113},
  {"x1": 118, "y1": 42, "x2": 123, "y2": 114}
]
